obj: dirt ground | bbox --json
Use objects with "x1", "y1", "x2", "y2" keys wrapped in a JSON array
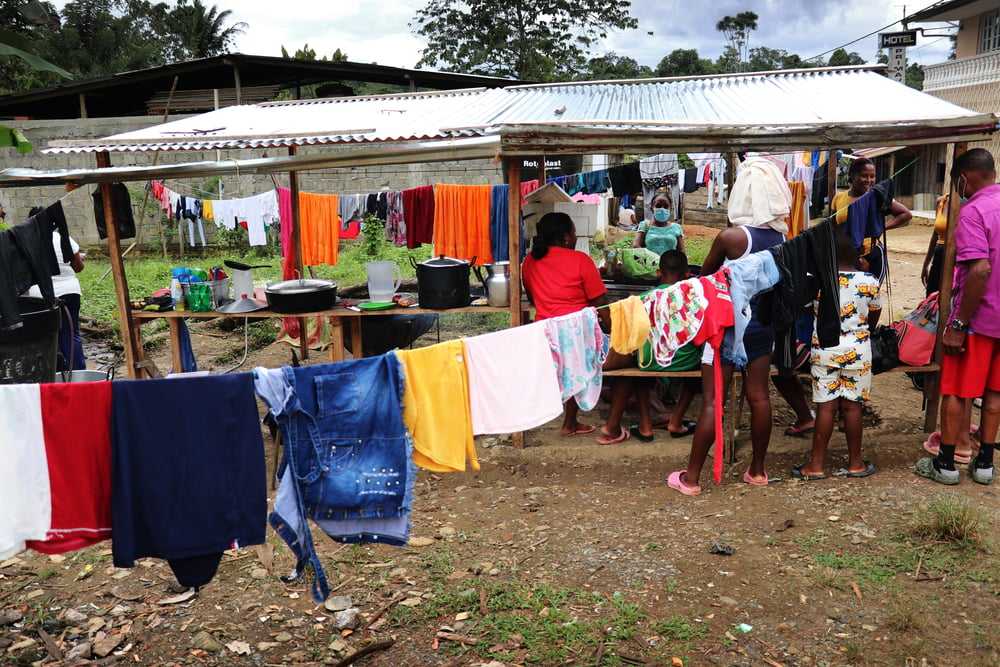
[{"x1": 2, "y1": 219, "x2": 999, "y2": 667}]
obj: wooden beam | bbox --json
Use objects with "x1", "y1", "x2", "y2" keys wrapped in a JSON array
[
  {"x1": 233, "y1": 63, "x2": 242, "y2": 105},
  {"x1": 927, "y1": 142, "x2": 967, "y2": 432},
  {"x1": 96, "y1": 152, "x2": 142, "y2": 378},
  {"x1": 507, "y1": 157, "x2": 524, "y2": 449},
  {"x1": 78, "y1": 93, "x2": 87, "y2": 119}
]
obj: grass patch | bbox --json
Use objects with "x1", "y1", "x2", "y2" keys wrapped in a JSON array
[
  {"x1": 392, "y1": 580, "x2": 710, "y2": 666},
  {"x1": 907, "y1": 495, "x2": 987, "y2": 549}
]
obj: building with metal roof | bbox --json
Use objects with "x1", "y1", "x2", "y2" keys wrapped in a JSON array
[{"x1": 0, "y1": 53, "x2": 519, "y2": 120}]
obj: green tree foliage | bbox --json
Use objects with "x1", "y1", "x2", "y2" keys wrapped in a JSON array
[
  {"x1": 280, "y1": 45, "x2": 349, "y2": 62},
  {"x1": 746, "y1": 46, "x2": 818, "y2": 72},
  {"x1": 655, "y1": 49, "x2": 716, "y2": 77},
  {"x1": 410, "y1": 0, "x2": 638, "y2": 81},
  {"x1": 165, "y1": 0, "x2": 246, "y2": 61},
  {"x1": 581, "y1": 52, "x2": 652, "y2": 80},
  {"x1": 827, "y1": 48, "x2": 866, "y2": 67},
  {"x1": 714, "y1": 11, "x2": 758, "y2": 72},
  {"x1": 0, "y1": 0, "x2": 247, "y2": 93},
  {"x1": 906, "y1": 62, "x2": 924, "y2": 90}
]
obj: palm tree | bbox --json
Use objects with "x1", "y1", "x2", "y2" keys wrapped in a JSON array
[{"x1": 169, "y1": 0, "x2": 248, "y2": 60}]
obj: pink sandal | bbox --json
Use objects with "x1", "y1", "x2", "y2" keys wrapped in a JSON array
[
  {"x1": 667, "y1": 470, "x2": 701, "y2": 496},
  {"x1": 922, "y1": 431, "x2": 973, "y2": 465},
  {"x1": 596, "y1": 427, "x2": 631, "y2": 445}
]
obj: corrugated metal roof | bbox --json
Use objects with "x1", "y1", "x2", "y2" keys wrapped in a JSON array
[{"x1": 39, "y1": 66, "x2": 999, "y2": 157}]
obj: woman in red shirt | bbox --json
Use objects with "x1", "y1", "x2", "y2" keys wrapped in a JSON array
[{"x1": 522, "y1": 212, "x2": 610, "y2": 435}]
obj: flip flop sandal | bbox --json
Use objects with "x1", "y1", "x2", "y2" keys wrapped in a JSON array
[
  {"x1": 561, "y1": 423, "x2": 596, "y2": 437},
  {"x1": 743, "y1": 468, "x2": 779, "y2": 485},
  {"x1": 652, "y1": 419, "x2": 695, "y2": 431},
  {"x1": 791, "y1": 463, "x2": 827, "y2": 481},
  {"x1": 629, "y1": 426, "x2": 654, "y2": 443},
  {"x1": 669, "y1": 422, "x2": 697, "y2": 438},
  {"x1": 596, "y1": 427, "x2": 631, "y2": 445},
  {"x1": 784, "y1": 424, "x2": 814, "y2": 437},
  {"x1": 834, "y1": 460, "x2": 877, "y2": 478},
  {"x1": 667, "y1": 470, "x2": 701, "y2": 496}
]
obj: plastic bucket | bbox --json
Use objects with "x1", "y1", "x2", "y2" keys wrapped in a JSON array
[
  {"x1": 55, "y1": 370, "x2": 110, "y2": 383},
  {"x1": 0, "y1": 297, "x2": 61, "y2": 384}
]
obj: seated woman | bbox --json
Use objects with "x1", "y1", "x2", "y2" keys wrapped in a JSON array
[
  {"x1": 597, "y1": 250, "x2": 702, "y2": 444},
  {"x1": 522, "y1": 211, "x2": 610, "y2": 436},
  {"x1": 633, "y1": 194, "x2": 684, "y2": 256}
]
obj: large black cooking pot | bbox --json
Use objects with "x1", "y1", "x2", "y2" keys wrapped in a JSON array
[
  {"x1": 265, "y1": 279, "x2": 337, "y2": 313},
  {"x1": 410, "y1": 255, "x2": 474, "y2": 309}
]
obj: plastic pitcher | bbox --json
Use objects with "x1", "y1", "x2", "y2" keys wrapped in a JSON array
[{"x1": 365, "y1": 261, "x2": 402, "y2": 303}]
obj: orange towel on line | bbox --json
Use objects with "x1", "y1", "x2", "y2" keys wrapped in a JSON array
[
  {"x1": 298, "y1": 192, "x2": 339, "y2": 267},
  {"x1": 432, "y1": 184, "x2": 493, "y2": 265},
  {"x1": 786, "y1": 181, "x2": 807, "y2": 239}
]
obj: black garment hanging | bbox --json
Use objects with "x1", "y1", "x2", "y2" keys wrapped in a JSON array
[
  {"x1": 608, "y1": 163, "x2": 643, "y2": 197},
  {"x1": 759, "y1": 219, "x2": 841, "y2": 376},
  {"x1": 92, "y1": 183, "x2": 137, "y2": 240},
  {"x1": 0, "y1": 202, "x2": 67, "y2": 330}
]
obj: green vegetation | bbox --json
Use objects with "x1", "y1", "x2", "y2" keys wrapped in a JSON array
[{"x1": 907, "y1": 494, "x2": 987, "y2": 548}]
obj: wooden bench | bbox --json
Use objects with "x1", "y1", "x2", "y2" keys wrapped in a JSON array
[{"x1": 602, "y1": 364, "x2": 941, "y2": 464}]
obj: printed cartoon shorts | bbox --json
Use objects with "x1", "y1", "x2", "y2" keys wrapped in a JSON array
[{"x1": 811, "y1": 363, "x2": 872, "y2": 403}]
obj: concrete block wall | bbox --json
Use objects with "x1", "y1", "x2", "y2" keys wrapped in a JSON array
[{"x1": 0, "y1": 116, "x2": 508, "y2": 250}]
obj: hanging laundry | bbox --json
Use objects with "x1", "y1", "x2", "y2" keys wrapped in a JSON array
[
  {"x1": 489, "y1": 184, "x2": 511, "y2": 262},
  {"x1": 111, "y1": 374, "x2": 266, "y2": 590},
  {"x1": 403, "y1": 185, "x2": 435, "y2": 249},
  {"x1": 0, "y1": 384, "x2": 50, "y2": 559},
  {"x1": 608, "y1": 295, "x2": 650, "y2": 355},
  {"x1": 210, "y1": 198, "x2": 240, "y2": 231},
  {"x1": 241, "y1": 190, "x2": 279, "y2": 247},
  {"x1": 566, "y1": 173, "x2": 584, "y2": 196},
  {"x1": 762, "y1": 219, "x2": 841, "y2": 373},
  {"x1": 278, "y1": 187, "x2": 294, "y2": 265},
  {"x1": 255, "y1": 356, "x2": 415, "y2": 602},
  {"x1": 0, "y1": 202, "x2": 68, "y2": 330},
  {"x1": 540, "y1": 307, "x2": 607, "y2": 411},
  {"x1": 298, "y1": 192, "x2": 340, "y2": 266},
  {"x1": 608, "y1": 162, "x2": 643, "y2": 197},
  {"x1": 433, "y1": 183, "x2": 493, "y2": 265},
  {"x1": 519, "y1": 179, "x2": 540, "y2": 204},
  {"x1": 643, "y1": 279, "x2": 708, "y2": 367},
  {"x1": 386, "y1": 190, "x2": 406, "y2": 246},
  {"x1": 338, "y1": 193, "x2": 365, "y2": 239},
  {"x1": 464, "y1": 323, "x2": 564, "y2": 434},
  {"x1": 26, "y1": 381, "x2": 112, "y2": 555},
  {"x1": 682, "y1": 167, "x2": 700, "y2": 193},
  {"x1": 786, "y1": 181, "x2": 808, "y2": 238},
  {"x1": 720, "y1": 250, "x2": 781, "y2": 367},
  {"x1": 396, "y1": 341, "x2": 478, "y2": 473},
  {"x1": 728, "y1": 157, "x2": 792, "y2": 234},
  {"x1": 92, "y1": 183, "x2": 137, "y2": 240},
  {"x1": 571, "y1": 193, "x2": 601, "y2": 204},
  {"x1": 581, "y1": 169, "x2": 610, "y2": 195}
]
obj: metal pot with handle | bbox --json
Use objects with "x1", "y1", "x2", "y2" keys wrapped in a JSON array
[
  {"x1": 473, "y1": 261, "x2": 511, "y2": 307},
  {"x1": 410, "y1": 255, "x2": 474, "y2": 309}
]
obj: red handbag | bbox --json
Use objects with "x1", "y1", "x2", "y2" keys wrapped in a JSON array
[{"x1": 891, "y1": 291, "x2": 939, "y2": 366}]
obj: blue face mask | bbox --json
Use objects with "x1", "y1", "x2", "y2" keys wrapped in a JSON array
[{"x1": 653, "y1": 209, "x2": 670, "y2": 222}]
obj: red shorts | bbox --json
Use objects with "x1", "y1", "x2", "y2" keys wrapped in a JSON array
[{"x1": 940, "y1": 332, "x2": 1000, "y2": 398}]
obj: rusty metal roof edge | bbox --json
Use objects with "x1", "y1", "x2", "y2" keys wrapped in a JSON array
[{"x1": 1, "y1": 136, "x2": 503, "y2": 188}]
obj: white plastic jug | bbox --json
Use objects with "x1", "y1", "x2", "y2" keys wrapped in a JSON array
[{"x1": 365, "y1": 261, "x2": 402, "y2": 303}]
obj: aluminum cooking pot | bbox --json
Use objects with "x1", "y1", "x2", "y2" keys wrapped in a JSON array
[
  {"x1": 410, "y1": 255, "x2": 475, "y2": 309},
  {"x1": 264, "y1": 279, "x2": 337, "y2": 313}
]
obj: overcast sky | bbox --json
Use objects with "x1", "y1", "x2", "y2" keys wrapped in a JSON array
[{"x1": 53, "y1": 0, "x2": 956, "y2": 72}]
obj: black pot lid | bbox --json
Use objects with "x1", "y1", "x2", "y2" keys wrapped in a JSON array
[{"x1": 420, "y1": 254, "x2": 470, "y2": 268}]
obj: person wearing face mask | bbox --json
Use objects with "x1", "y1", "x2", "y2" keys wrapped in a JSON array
[
  {"x1": 916, "y1": 148, "x2": 1000, "y2": 487},
  {"x1": 632, "y1": 194, "x2": 684, "y2": 256}
]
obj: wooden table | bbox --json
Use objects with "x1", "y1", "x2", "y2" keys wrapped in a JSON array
[{"x1": 132, "y1": 302, "x2": 532, "y2": 372}]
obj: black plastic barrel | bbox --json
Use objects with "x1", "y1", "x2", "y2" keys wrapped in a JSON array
[{"x1": 0, "y1": 297, "x2": 61, "y2": 384}]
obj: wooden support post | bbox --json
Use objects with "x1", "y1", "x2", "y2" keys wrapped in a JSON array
[
  {"x1": 827, "y1": 148, "x2": 839, "y2": 217},
  {"x1": 96, "y1": 152, "x2": 143, "y2": 379},
  {"x1": 507, "y1": 157, "x2": 525, "y2": 449},
  {"x1": 926, "y1": 142, "x2": 967, "y2": 432},
  {"x1": 537, "y1": 155, "x2": 547, "y2": 185},
  {"x1": 288, "y1": 148, "x2": 309, "y2": 361},
  {"x1": 233, "y1": 63, "x2": 243, "y2": 105}
]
